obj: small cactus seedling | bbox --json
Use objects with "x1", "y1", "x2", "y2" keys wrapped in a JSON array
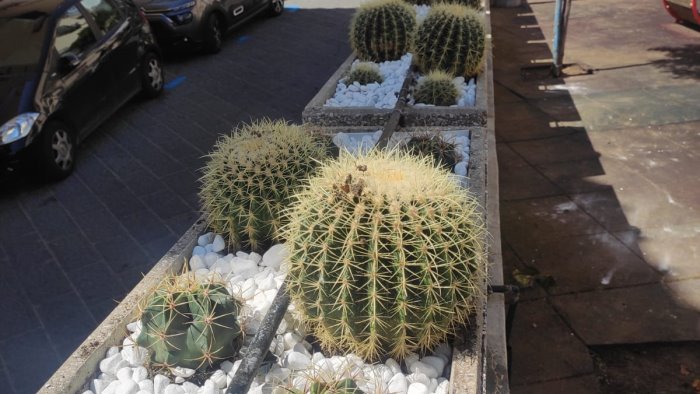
[
  {"x1": 345, "y1": 62, "x2": 384, "y2": 86},
  {"x1": 136, "y1": 274, "x2": 242, "y2": 369},
  {"x1": 403, "y1": 133, "x2": 459, "y2": 170},
  {"x1": 350, "y1": 0, "x2": 417, "y2": 62},
  {"x1": 415, "y1": 4, "x2": 486, "y2": 77},
  {"x1": 282, "y1": 149, "x2": 487, "y2": 361},
  {"x1": 199, "y1": 119, "x2": 327, "y2": 253},
  {"x1": 413, "y1": 70, "x2": 460, "y2": 106}
]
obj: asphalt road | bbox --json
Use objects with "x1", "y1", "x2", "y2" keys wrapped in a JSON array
[{"x1": 0, "y1": 3, "x2": 355, "y2": 392}]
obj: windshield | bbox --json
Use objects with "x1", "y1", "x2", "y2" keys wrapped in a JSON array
[{"x1": 0, "y1": 14, "x2": 48, "y2": 73}]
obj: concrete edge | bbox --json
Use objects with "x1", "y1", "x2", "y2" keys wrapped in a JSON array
[{"x1": 39, "y1": 217, "x2": 208, "y2": 394}]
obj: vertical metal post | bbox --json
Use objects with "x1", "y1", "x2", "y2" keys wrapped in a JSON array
[{"x1": 551, "y1": 0, "x2": 572, "y2": 77}]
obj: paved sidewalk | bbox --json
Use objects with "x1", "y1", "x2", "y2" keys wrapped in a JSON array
[{"x1": 493, "y1": 0, "x2": 700, "y2": 392}]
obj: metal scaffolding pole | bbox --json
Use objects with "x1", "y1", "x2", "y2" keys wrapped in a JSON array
[{"x1": 552, "y1": 0, "x2": 572, "y2": 77}]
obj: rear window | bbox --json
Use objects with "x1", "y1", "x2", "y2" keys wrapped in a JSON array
[{"x1": 81, "y1": 0, "x2": 121, "y2": 35}]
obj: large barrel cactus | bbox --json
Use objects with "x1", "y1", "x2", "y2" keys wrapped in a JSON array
[
  {"x1": 350, "y1": 0, "x2": 417, "y2": 62},
  {"x1": 282, "y1": 150, "x2": 487, "y2": 361},
  {"x1": 200, "y1": 119, "x2": 327, "y2": 253},
  {"x1": 136, "y1": 275, "x2": 242, "y2": 369},
  {"x1": 415, "y1": 4, "x2": 486, "y2": 77}
]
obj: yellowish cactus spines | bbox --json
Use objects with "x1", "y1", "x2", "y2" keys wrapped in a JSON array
[{"x1": 282, "y1": 149, "x2": 487, "y2": 361}]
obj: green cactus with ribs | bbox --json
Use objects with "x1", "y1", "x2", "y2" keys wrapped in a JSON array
[
  {"x1": 345, "y1": 62, "x2": 384, "y2": 85},
  {"x1": 413, "y1": 70, "x2": 460, "y2": 106},
  {"x1": 350, "y1": 0, "x2": 417, "y2": 62},
  {"x1": 415, "y1": 3, "x2": 486, "y2": 78},
  {"x1": 136, "y1": 275, "x2": 242, "y2": 369},
  {"x1": 282, "y1": 150, "x2": 487, "y2": 361},
  {"x1": 199, "y1": 119, "x2": 327, "y2": 253}
]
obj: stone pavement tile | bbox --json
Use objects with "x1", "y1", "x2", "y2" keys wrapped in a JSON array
[
  {"x1": 498, "y1": 143, "x2": 563, "y2": 201},
  {"x1": 615, "y1": 229, "x2": 700, "y2": 280},
  {"x1": 142, "y1": 232, "x2": 179, "y2": 261},
  {"x1": 494, "y1": 106, "x2": 575, "y2": 143},
  {"x1": 494, "y1": 81, "x2": 522, "y2": 104},
  {"x1": 512, "y1": 374, "x2": 600, "y2": 394},
  {"x1": 0, "y1": 198, "x2": 34, "y2": 241},
  {"x1": 508, "y1": 131, "x2": 602, "y2": 165},
  {"x1": 140, "y1": 190, "x2": 192, "y2": 221},
  {"x1": 508, "y1": 232, "x2": 660, "y2": 295},
  {"x1": 117, "y1": 207, "x2": 173, "y2": 244},
  {"x1": 34, "y1": 291, "x2": 97, "y2": 358},
  {"x1": 501, "y1": 195, "x2": 607, "y2": 245},
  {"x1": 22, "y1": 201, "x2": 81, "y2": 242},
  {"x1": 535, "y1": 159, "x2": 609, "y2": 195},
  {"x1": 570, "y1": 190, "x2": 635, "y2": 233},
  {"x1": 48, "y1": 233, "x2": 104, "y2": 274},
  {"x1": 88, "y1": 298, "x2": 121, "y2": 325},
  {"x1": 64, "y1": 262, "x2": 126, "y2": 303},
  {"x1": 501, "y1": 242, "x2": 547, "y2": 301},
  {"x1": 50, "y1": 174, "x2": 103, "y2": 213},
  {"x1": 666, "y1": 278, "x2": 700, "y2": 312},
  {"x1": 551, "y1": 284, "x2": 700, "y2": 345},
  {"x1": 0, "y1": 273, "x2": 40, "y2": 339},
  {"x1": 163, "y1": 211, "x2": 200, "y2": 239},
  {"x1": 0, "y1": 329, "x2": 61, "y2": 393},
  {"x1": 509, "y1": 299, "x2": 594, "y2": 386},
  {"x1": 94, "y1": 235, "x2": 151, "y2": 276},
  {"x1": 0, "y1": 360, "x2": 13, "y2": 394},
  {"x1": 17, "y1": 259, "x2": 74, "y2": 305},
  {"x1": 69, "y1": 207, "x2": 129, "y2": 245}
]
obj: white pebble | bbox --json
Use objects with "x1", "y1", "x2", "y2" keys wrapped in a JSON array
[
  {"x1": 261, "y1": 244, "x2": 288, "y2": 269},
  {"x1": 137, "y1": 379, "x2": 153, "y2": 393},
  {"x1": 220, "y1": 360, "x2": 236, "y2": 375},
  {"x1": 385, "y1": 358, "x2": 401, "y2": 375},
  {"x1": 173, "y1": 377, "x2": 184, "y2": 384},
  {"x1": 192, "y1": 246, "x2": 206, "y2": 256},
  {"x1": 100, "y1": 353, "x2": 129, "y2": 376},
  {"x1": 284, "y1": 351, "x2": 311, "y2": 370},
  {"x1": 107, "y1": 346, "x2": 120, "y2": 358},
  {"x1": 232, "y1": 259, "x2": 259, "y2": 278},
  {"x1": 171, "y1": 367, "x2": 195, "y2": 378},
  {"x1": 121, "y1": 345, "x2": 148, "y2": 367},
  {"x1": 388, "y1": 373, "x2": 408, "y2": 393},
  {"x1": 115, "y1": 380, "x2": 139, "y2": 394},
  {"x1": 211, "y1": 235, "x2": 226, "y2": 252},
  {"x1": 406, "y1": 372, "x2": 431, "y2": 387},
  {"x1": 189, "y1": 255, "x2": 206, "y2": 271},
  {"x1": 203, "y1": 252, "x2": 219, "y2": 268},
  {"x1": 454, "y1": 162, "x2": 468, "y2": 176},
  {"x1": 407, "y1": 382, "x2": 429, "y2": 394},
  {"x1": 199, "y1": 380, "x2": 218, "y2": 394},
  {"x1": 198, "y1": 233, "x2": 214, "y2": 246},
  {"x1": 209, "y1": 370, "x2": 227, "y2": 389},
  {"x1": 163, "y1": 385, "x2": 184, "y2": 394},
  {"x1": 92, "y1": 379, "x2": 111, "y2": 394},
  {"x1": 82, "y1": 391, "x2": 95, "y2": 394},
  {"x1": 153, "y1": 375, "x2": 170, "y2": 394},
  {"x1": 116, "y1": 367, "x2": 133, "y2": 381},
  {"x1": 180, "y1": 382, "x2": 198, "y2": 394},
  {"x1": 265, "y1": 365, "x2": 291, "y2": 384},
  {"x1": 420, "y1": 356, "x2": 446, "y2": 377},
  {"x1": 435, "y1": 379, "x2": 449, "y2": 394},
  {"x1": 404, "y1": 353, "x2": 420, "y2": 371},
  {"x1": 283, "y1": 332, "x2": 301, "y2": 350},
  {"x1": 433, "y1": 343, "x2": 453, "y2": 360}
]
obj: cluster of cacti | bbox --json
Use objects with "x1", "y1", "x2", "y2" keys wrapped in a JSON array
[
  {"x1": 136, "y1": 274, "x2": 242, "y2": 369},
  {"x1": 415, "y1": 4, "x2": 486, "y2": 78},
  {"x1": 413, "y1": 70, "x2": 460, "y2": 106},
  {"x1": 345, "y1": 62, "x2": 384, "y2": 85},
  {"x1": 309, "y1": 379, "x2": 365, "y2": 394},
  {"x1": 403, "y1": 133, "x2": 459, "y2": 170},
  {"x1": 282, "y1": 150, "x2": 487, "y2": 361},
  {"x1": 402, "y1": 0, "x2": 481, "y2": 8},
  {"x1": 199, "y1": 119, "x2": 327, "y2": 253},
  {"x1": 349, "y1": 0, "x2": 417, "y2": 62}
]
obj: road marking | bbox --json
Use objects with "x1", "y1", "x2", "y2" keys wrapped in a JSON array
[
  {"x1": 164, "y1": 75, "x2": 186, "y2": 90},
  {"x1": 285, "y1": 4, "x2": 300, "y2": 12}
]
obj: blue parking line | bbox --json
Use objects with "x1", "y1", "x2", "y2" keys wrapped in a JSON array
[
  {"x1": 285, "y1": 4, "x2": 300, "y2": 12},
  {"x1": 237, "y1": 35, "x2": 251, "y2": 43},
  {"x1": 164, "y1": 75, "x2": 186, "y2": 90}
]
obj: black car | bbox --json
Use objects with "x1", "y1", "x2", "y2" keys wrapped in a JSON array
[
  {"x1": 0, "y1": 0, "x2": 164, "y2": 180},
  {"x1": 135, "y1": 0, "x2": 283, "y2": 53}
]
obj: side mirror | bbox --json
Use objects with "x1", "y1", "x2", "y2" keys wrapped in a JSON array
[{"x1": 57, "y1": 53, "x2": 80, "y2": 75}]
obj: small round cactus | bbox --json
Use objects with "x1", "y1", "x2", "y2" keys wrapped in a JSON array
[
  {"x1": 403, "y1": 0, "x2": 481, "y2": 8},
  {"x1": 350, "y1": 0, "x2": 417, "y2": 62},
  {"x1": 345, "y1": 62, "x2": 384, "y2": 85},
  {"x1": 403, "y1": 133, "x2": 459, "y2": 170},
  {"x1": 200, "y1": 119, "x2": 327, "y2": 253},
  {"x1": 136, "y1": 275, "x2": 242, "y2": 369},
  {"x1": 415, "y1": 4, "x2": 486, "y2": 77},
  {"x1": 282, "y1": 150, "x2": 487, "y2": 361},
  {"x1": 413, "y1": 70, "x2": 460, "y2": 106}
]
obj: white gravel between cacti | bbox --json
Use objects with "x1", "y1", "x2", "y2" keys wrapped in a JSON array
[{"x1": 83, "y1": 233, "x2": 454, "y2": 394}]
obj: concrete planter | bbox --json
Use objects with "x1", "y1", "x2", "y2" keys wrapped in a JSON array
[{"x1": 301, "y1": 55, "x2": 410, "y2": 128}]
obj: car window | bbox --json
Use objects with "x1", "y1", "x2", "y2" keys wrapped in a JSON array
[
  {"x1": 81, "y1": 0, "x2": 121, "y2": 35},
  {"x1": 54, "y1": 6, "x2": 96, "y2": 58}
]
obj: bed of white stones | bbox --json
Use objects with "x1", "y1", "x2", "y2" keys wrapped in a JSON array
[
  {"x1": 324, "y1": 53, "x2": 413, "y2": 109},
  {"x1": 82, "y1": 232, "x2": 453, "y2": 394}
]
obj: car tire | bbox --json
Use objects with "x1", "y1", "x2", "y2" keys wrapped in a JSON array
[
  {"x1": 202, "y1": 13, "x2": 223, "y2": 54},
  {"x1": 140, "y1": 52, "x2": 164, "y2": 98},
  {"x1": 269, "y1": 0, "x2": 283, "y2": 16},
  {"x1": 35, "y1": 121, "x2": 76, "y2": 181}
]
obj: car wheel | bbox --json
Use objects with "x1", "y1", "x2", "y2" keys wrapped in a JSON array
[
  {"x1": 203, "y1": 13, "x2": 223, "y2": 54},
  {"x1": 141, "y1": 52, "x2": 163, "y2": 98},
  {"x1": 35, "y1": 121, "x2": 76, "y2": 181},
  {"x1": 269, "y1": 0, "x2": 283, "y2": 16}
]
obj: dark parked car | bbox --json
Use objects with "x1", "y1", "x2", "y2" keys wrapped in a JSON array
[
  {"x1": 135, "y1": 0, "x2": 283, "y2": 53},
  {"x1": 0, "y1": 0, "x2": 163, "y2": 180}
]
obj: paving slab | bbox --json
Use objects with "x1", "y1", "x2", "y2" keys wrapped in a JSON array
[
  {"x1": 551, "y1": 284, "x2": 700, "y2": 345},
  {"x1": 615, "y1": 228, "x2": 700, "y2": 281},
  {"x1": 512, "y1": 374, "x2": 600, "y2": 394},
  {"x1": 509, "y1": 299, "x2": 594, "y2": 386}
]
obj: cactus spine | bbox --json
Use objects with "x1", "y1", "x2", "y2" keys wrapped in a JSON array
[
  {"x1": 403, "y1": 133, "x2": 459, "y2": 170},
  {"x1": 282, "y1": 150, "x2": 487, "y2": 361},
  {"x1": 136, "y1": 275, "x2": 242, "y2": 369},
  {"x1": 350, "y1": 0, "x2": 417, "y2": 62},
  {"x1": 345, "y1": 62, "x2": 384, "y2": 86},
  {"x1": 413, "y1": 70, "x2": 460, "y2": 106},
  {"x1": 200, "y1": 119, "x2": 327, "y2": 253},
  {"x1": 415, "y1": 4, "x2": 486, "y2": 77}
]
